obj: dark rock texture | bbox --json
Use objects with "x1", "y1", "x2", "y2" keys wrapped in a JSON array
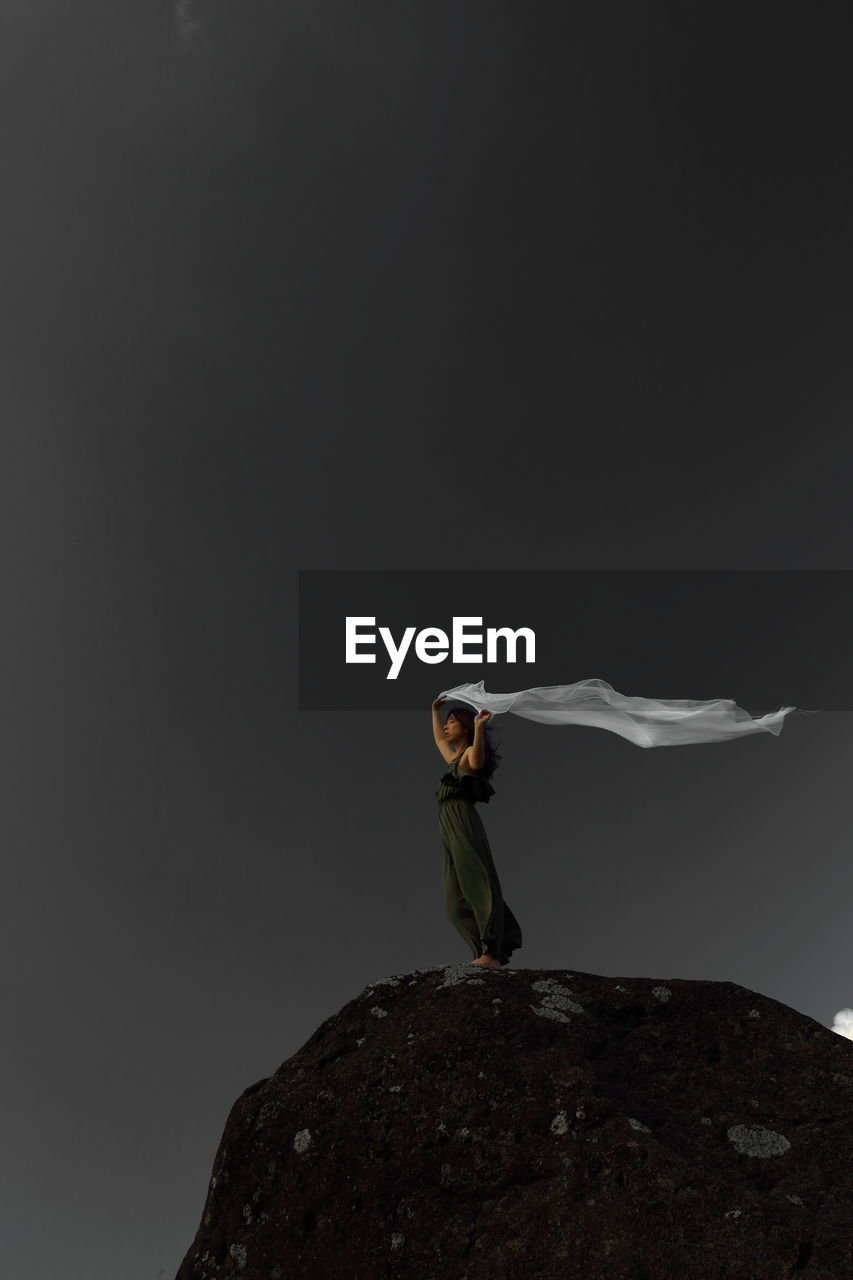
[{"x1": 175, "y1": 965, "x2": 853, "y2": 1279}]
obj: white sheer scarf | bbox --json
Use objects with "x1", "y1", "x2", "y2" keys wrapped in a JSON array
[{"x1": 437, "y1": 678, "x2": 801, "y2": 748}]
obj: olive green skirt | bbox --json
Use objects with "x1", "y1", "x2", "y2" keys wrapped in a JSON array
[{"x1": 438, "y1": 795, "x2": 523, "y2": 964}]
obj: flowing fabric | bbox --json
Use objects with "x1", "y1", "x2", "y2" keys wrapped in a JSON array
[{"x1": 437, "y1": 678, "x2": 800, "y2": 748}]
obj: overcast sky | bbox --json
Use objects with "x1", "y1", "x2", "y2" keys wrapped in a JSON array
[{"x1": 3, "y1": 3, "x2": 853, "y2": 1277}]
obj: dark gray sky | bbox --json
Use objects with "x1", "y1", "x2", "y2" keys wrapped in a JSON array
[{"x1": 3, "y1": 3, "x2": 853, "y2": 1277}]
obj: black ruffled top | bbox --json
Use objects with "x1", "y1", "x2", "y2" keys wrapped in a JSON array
[{"x1": 435, "y1": 760, "x2": 495, "y2": 807}]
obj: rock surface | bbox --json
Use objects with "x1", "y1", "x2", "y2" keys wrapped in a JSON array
[{"x1": 175, "y1": 965, "x2": 853, "y2": 1279}]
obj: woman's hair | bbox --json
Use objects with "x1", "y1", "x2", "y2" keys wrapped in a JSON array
[{"x1": 443, "y1": 704, "x2": 503, "y2": 781}]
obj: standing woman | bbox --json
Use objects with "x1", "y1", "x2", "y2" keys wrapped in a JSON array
[{"x1": 432, "y1": 696, "x2": 523, "y2": 968}]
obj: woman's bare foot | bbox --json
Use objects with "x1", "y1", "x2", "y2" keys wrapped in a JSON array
[{"x1": 470, "y1": 954, "x2": 502, "y2": 968}]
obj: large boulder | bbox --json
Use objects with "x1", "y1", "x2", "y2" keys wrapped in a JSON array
[{"x1": 175, "y1": 964, "x2": 853, "y2": 1278}]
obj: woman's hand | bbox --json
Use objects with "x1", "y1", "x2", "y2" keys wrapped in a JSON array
[
  {"x1": 432, "y1": 696, "x2": 446, "y2": 711},
  {"x1": 475, "y1": 710, "x2": 491, "y2": 726}
]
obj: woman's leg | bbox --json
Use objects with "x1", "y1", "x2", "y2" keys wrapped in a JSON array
[
  {"x1": 442, "y1": 848, "x2": 482, "y2": 959},
  {"x1": 440, "y1": 805, "x2": 521, "y2": 963},
  {"x1": 452, "y1": 813, "x2": 523, "y2": 964},
  {"x1": 448, "y1": 827, "x2": 502, "y2": 962},
  {"x1": 498, "y1": 899, "x2": 523, "y2": 964}
]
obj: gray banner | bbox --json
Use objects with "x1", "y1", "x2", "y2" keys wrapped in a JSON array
[{"x1": 298, "y1": 570, "x2": 848, "y2": 713}]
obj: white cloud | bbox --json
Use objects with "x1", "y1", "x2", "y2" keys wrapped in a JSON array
[{"x1": 831, "y1": 1008, "x2": 853, "y2": 1041}]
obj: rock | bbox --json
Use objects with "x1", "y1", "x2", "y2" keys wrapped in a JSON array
[{"x1": 174, "y1": 965, "x2": 853, "y2": 1279}]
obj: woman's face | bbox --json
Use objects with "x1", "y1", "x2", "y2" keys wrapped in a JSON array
[{"x1": 444, "y1": 713, "x2": 465, "y2": 743}]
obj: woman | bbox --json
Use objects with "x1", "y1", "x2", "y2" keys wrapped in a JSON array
[{"x1": 432, "y1": 696, "x2": 523, "y2": 968}]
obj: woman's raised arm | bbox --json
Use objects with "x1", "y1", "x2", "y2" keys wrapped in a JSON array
[{"x1": 431, "y1": 697, "x2": 454, "y2": 761}]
